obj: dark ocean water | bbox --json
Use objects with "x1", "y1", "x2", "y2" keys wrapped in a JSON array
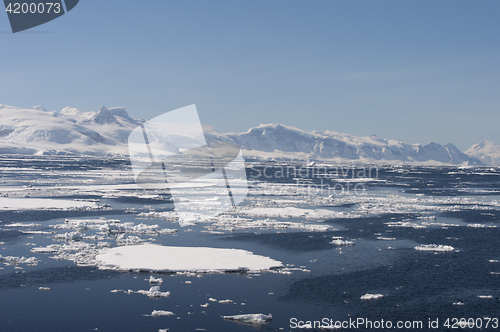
[{"x1": 0, "y1": 158, "x2": 499, "y2": 331}]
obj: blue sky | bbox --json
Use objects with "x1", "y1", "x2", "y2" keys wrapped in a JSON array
[{"x1": 1, "y1": 0, "x2": 499, "y2": 150}]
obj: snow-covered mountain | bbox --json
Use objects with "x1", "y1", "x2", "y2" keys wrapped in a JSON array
[
  {"x1": 227, "y1": 123, "x2": 484, "y2": 165},
  {"x1": 0, "y1": 103, "x2": 140, "y2": 156},
  {"x1": 0, "y1": 103, "x2": 492, "y2": 165},
  {"x1": 465, "y1": 140, "x2": 500, "y2": 166}
]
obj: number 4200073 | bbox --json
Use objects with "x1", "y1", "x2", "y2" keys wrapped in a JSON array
[{"x1": 5, "y1": 2, "x2": 61, "y2": 14}]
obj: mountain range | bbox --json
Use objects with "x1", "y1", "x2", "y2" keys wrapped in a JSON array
[{"x1": 0, "y1": 103, "x2": 498, "y2": 165}]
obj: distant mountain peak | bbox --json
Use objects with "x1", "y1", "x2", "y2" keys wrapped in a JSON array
[
  {"x1": 93, "y1": 106, "x2": 118, "y2": 125},
  {"x1": 107, "y1": 107, "x2": 138, "y2": 124},
  {"x1": 465, "y1": 140, "x2": 500, "y2": 166},
  {"x1": 30, "y1": 105, "x2": 51, "y2": 112},
  {"x1": 0, "y1": 103, "x2": 18, "y2": 110}
]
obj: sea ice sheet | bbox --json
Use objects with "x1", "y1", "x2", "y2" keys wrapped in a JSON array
[{"x1": 96, "y1": 244, "x2": 283, "y2": 272}]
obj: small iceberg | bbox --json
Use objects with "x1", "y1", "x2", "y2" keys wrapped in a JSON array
[
  {"x1": 148, "y1": 276, "x2": 164, "y2": 285},
  {"x1": 151, "y1": 310, "x2": 174, "y2": 317},
  {"x1": 137, "y1": 286, "x2": 171, "y2": 298}
]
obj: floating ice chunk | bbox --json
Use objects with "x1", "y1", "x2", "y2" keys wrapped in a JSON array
[
  {"x1": 136, "y1": 286, "x2": 171, "y2": 298},
  {"x1": 417, "y1": 215, "x2": 436, "y2": 220},
  {"x1": 1, "y1": 255, "x2": 39, "y2": 266},
  {"x1": 20, "y1": 230, "x2": 55, "y2": 234},
  {"x1": 149, "y1": 276, "x2": 164, "y2": 285},
  {"x1": 208, "y1": 298, "x2": 217, "y2": 302},
  {"x1": 206, "y1": 217, "x2": 332, "y2": 232},
  {"x1": 0, "y1": 197, "x2": 97, "y2": 210},
  {"x1": 116, "y1": 234, "x2": 147, "y2": 246},
  {"x1": 31, "y1": 244, "x2": 60, "y2": 253},
  {"x1": 55, "y1": 232, "x2": 84, "y2": 241},
  {"x1": 377, "y1": 237, "x2": 395, "y2": 241},
  {"x1": 5, "y1": 223, "x2": 41, "y2": 227},
  {"x1": 200, "y1": 303, "x2": 209, "y2": 307},
  {"x1": 222, "y1": 313, "x2": 272, "y2": 324},
  {"x1": 467, "y1": 223, "x2": 497, "y2": 228},
  {"x1": 38, "y1": 287, "x2": 50, "y2": 291},
  {"x1": 218, "y1": 299, "x2": 233, "y2": 304},
  {"x1": 240, "y1": 207, "x2": 345, "y2": 220},
  {"x1": 331, "y1": 239, "x2": 354, "y2": 246},
  {"x1": 414, "y1": 244, "x2": 455, "y2": 252},
  {"x1": 151, "y1": 310, "x2": 175, "y2": 317},
  {"x1": 453, "y1": 302, "x2": 464, "y2": 306},
  {"x1": 478, "y1": 295, "x2": 494, "y2": 299},
  {"x1": 96, "y1": 244, "x2": 282, "y2": 273},
  {"x1": 360, "y1": 294, "x2": 384, "y2": 300}
]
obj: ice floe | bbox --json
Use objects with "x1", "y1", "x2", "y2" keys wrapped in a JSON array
[
  {"x1": 360, "y1": 293, "x2": 384, "y2": 300},
  {"x1": 0, "y1": 254, "x2": 39, "y2": 266},
  {"x1": 222, "y1": 313, "x2": 272, "y2": 324},
  {"x1": 96, "y1": 244, "x2": 283, "y2": 273},
  {"x1": 151, "y1": 310, "x2": 175, "y2": 317},
  {"x1": 330, "y1": 237, "x2": 355, "y2": 246},
  {"x1": 204, "y1": 216, "x2": 332, "y2": 233},
  {"x1": 136, "y1": 286, "x2": 171, "y2": 298},
  {"x1": 414, "y1": 244, "x2": 455, "y2": 252},
  {"x1": 218, "y1": 299, "x2": 233, "y2": 304},
  {"x1": 5, "y1": 223, "x2": 41, "y2": 228},
  {"x1": 0, "y1": 197, "x2": 97, "y2": 210},
  {"x1": 148, "y1": 276, "x2": 164, "y2": 285},
  {"x1": 467, "y1": 223, "x2": 497, "y2": 228},
  {"x1": 239, "y1": 207, "x2": 348, "y2": 219},
  {"x1": 478, "y1": 295, "x2": 494, "y2": 299},
  {"x1": 377, "y1": 237, "x2": 396, "y2": 241}
]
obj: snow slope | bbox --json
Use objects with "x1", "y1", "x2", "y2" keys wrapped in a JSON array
[{"x1": 0, "y1": 103, "x2": 493, "y2": 165}]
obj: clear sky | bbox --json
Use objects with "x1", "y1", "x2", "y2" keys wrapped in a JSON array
[{"x1": 1, "y1": 0, "x2": 499, "y2": 150}]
